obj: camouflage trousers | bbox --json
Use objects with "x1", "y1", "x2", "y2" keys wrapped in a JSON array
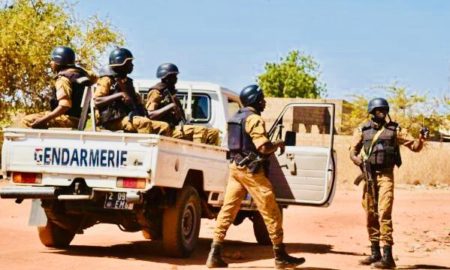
[
  {"x1": 213, "y1": 163, "x2": 284, "y2": 245},
  {"x1": 19, "y1": 111, "x2": 78, "y2": 129},
  {"x1": 172, "y1": 125, "x2": 207, "y2": 143},
  {"x1": 172, "y1": 125, "x2": 220, "y2": 145},
  {"x1": 362, "y1": 169, "x2": 395, "y2": 246},
  {"x1": 103, "y1": 116, "x2": 172, "y2": 136},
  {"x1": 205, "y1": 127, "x2": 220, "y2": 146}
]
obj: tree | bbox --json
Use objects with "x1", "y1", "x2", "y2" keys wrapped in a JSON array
[
  {"x1": 0, "y1": 0, "x2": 124, "y2": 124},
  {"x1": 257, "y1": 50, "x2": 326, "y2": 98},
  {"x1": 384, "y1": 83, "x2": 426, "y2": 118}
]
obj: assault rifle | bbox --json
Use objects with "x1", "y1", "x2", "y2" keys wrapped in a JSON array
[
  {"x1": 241, "y1": 116, "x2": 287, "y2": 173},
  {"x1": 163, "y1": 88, "x2": 187, "y2": 125},
  {"x1": 115, "y1": 78, "x2": 147, "y2": 122},
  {"x1": 353, "y1": 160, "x2": 377, "y2": 209}
]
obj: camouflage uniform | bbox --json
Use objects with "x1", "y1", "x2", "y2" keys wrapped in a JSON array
[
  {"x1": 350, "y1": 120, "x2": 424, "y2": 246},
  {"x1": 213, "y1": 108, "x2": 283, "y2": 245},
  {"x1": 20, "y1": 68, "x2": 89, "y2": 129},
  {"x1": 95, "y1": 76, "x2": 171, "y2": 135},
  {"x1": 146, "y1": 82, "x2": 220, "y2": 145}
]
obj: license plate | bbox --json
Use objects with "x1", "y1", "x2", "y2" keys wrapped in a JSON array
[{"x1": 104, "y1": 192, "x2": 133, "y2": 210}]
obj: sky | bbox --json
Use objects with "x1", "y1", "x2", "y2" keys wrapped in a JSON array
[{"x1": 74, "y1": 0, "x2": 450, "y2": 99}]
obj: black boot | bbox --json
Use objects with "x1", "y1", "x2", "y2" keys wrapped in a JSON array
[
  {"x1": 273, "y1": 243, "x2": 305, "y2": 269},
  {"x1": 206, "y1": 241, "x2": 228, "y2": 268},
  {"x1": 373, "y1": 245, "x2": 396, "y2": 269},
  {"x1": 359, "y1": 241, "x2": 381, "y2": 265}
]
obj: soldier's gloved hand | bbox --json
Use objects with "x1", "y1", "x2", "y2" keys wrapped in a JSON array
[
  {"x1": 420, "y1": 127, "x2": 429, "y2": 139},
  {"x1": 351, "y1": 155, "x2": 363, "y2": 166},
  {"x1": 275, "y1": 140, "x2": 285, "y2": 155}
]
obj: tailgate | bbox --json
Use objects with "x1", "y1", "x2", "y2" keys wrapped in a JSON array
[{"x1": 2, "y1": 128, "x2": 157, "y2": 185}]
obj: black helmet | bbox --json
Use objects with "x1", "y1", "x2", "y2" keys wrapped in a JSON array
[
  {"x1": 109, "y1": 48, "x2": 133, "y2": 66},
  {"x1": 368, "y1": 97, "x2": 389, "y2": 114},
  {"x1": 51, "y1": 46, "x2": 75, "y2": 66},
  {"x1": 240, "y1": 84, "x2": 264, "y2": 107},
  {"x1": 156, "y1": 63, "x2": 179, "y2": 79}
]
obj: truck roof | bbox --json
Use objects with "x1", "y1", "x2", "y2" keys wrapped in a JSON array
[{"x1": 134, "y1": 79, "x2": 239, "y2": 100}]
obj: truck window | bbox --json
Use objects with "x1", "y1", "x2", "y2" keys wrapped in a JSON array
[
  {"x1": 176, "y1": 93, "x2": 211, "y2": 123},
  {"x1": 138, "y1": 87, "x2": 149, "y2": 101},
  {"x1": 138, "y1": 87, "x2": 211, "y2": 123}
]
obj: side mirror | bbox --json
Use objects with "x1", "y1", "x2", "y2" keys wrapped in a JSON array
[{"x1": 285, "y1": 131, "x2": 296, "y2": 146}]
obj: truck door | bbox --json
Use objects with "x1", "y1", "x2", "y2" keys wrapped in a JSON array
[{"x1": 266, "y1": 103, "x2": 337, "y2": 207}]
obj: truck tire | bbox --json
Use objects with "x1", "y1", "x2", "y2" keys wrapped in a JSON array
[
  {"x1": 162, "y1": 186, "x2": 201, "y2": 257},
  {"x1": 37, "y1": 220, "x2": 75, "y2": 248},
  {"x1": 252, "y1": 208, "x2": 283, "y2": 246}
]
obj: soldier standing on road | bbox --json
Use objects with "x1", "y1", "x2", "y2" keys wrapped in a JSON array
[
  {"x1": 94, "y1": 48, "x2": 171, "y2": 135},
  {"x1": 205, "y1": 84, "x2": 305, "y2": 269},
  {"x1": 145, "y1": 63, "x2": 220, "y2": 145},
  {"x1": 350, "y1": 98, "x2": 427, "y2": 269},
  {"x1": 20, "y1": 46, "x2": 95, "y2": 129}
]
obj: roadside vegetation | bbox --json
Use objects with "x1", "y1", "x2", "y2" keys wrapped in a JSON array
[
  {"x1": 341, "y1": 84, "x2": 450, "y2": 139},
  {"x1": 258, "y1": 50, "x2": 326, "y2": 98},
  {"x1": 0, "y1": 0, "x2": 123, "y2": 125},
  {"x1": 257, "y1": 50, "x2": 449, "y2": 139}
]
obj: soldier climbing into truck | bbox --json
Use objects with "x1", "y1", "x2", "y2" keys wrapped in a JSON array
[{"x1": 206, "y1": 84, "x2": 305, "y2": 269}]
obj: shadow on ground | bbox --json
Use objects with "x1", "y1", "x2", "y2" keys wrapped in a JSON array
[
  {"x1": 398, "y1": 265, "x2": 450, "y2": 270},
  {"x1": 47, "y1": 237, "x2": 355, "y2": 269}
]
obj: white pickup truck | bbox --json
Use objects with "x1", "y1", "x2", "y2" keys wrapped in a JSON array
[{"x1": 0, "y1": 80, "x2": 337, "y2": 257}]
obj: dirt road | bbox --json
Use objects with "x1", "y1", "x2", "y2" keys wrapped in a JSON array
[{"x1": 0, "y1": 183, "x2": 449, "y2": 270}]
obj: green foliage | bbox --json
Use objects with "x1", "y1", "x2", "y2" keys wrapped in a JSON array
[
  {"x1": 342, "y1": 83, "x2": 449, "y2": 139},
  {"x1": 384, "y1": 84, "x2": 426, "y2": 118},
  {"x1": 341, "y1": 95, "x2": 369, "y2": 134},
  {"x1": 0, "y1": 0, "x2": 123, "y2": 124},
  {"x1": 257, "y1": 50, "x2": 326, "y2": 98}
]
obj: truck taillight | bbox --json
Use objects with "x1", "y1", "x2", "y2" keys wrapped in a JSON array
[
  {"x1": 117, "y1": 177, "x2": 146, "y2": 189},
  {"x1": 12, "y1": 172, "x2": 42, "y2": 184}
]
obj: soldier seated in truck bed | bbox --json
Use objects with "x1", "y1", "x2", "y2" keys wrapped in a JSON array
[
  {"x1": 20, "y1": 46, "x2": 95, "y2": 129},
  {"x1": 93, "y1": 48, "x2": 171, "y2": 135},
  {"x1": 145, "y1": 63, "x2": 220, "y2": 145}
]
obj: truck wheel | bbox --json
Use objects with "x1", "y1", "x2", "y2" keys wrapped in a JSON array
[
  {"x1": 162, "y1": 186, "x2": 201, "y2": 257},
  {"x1": 38, "y1": 220, "x2": 75, "y2": 248},
  {"x1": 252, "y1": 208, "x2": 283, "y2": 246}
]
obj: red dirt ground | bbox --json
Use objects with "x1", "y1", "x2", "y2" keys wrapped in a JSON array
[{"x1": 0, "y1": 182, "x2": 449, "y2": 270}]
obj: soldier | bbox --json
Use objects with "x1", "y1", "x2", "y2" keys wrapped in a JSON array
[
  {"x1": 350, "y1": 98, "x2": 427, "y2": 269},
  {"x1": 20, "y1": 46, "x2": 94, "y2": 129},
  {"x1": 145, "y1": 63, "x2": 220, "y2": 145},
  {"x1": 205, "y1": 84, "x2": 305, "y2": 269},
  {"x1": 94, "y1": 48, "x2": 171, "y2": 135}
]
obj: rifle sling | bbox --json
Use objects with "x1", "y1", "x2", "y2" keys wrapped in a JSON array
[{"x1": 361, "y1": 126, "x2": 385, "y2": 161}]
